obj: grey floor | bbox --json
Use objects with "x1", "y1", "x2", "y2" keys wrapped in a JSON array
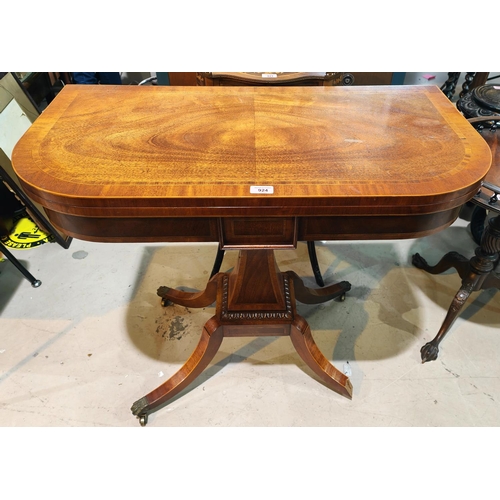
[{"x1": 1, "y1": 216, "x2": 499, "y2": 427}]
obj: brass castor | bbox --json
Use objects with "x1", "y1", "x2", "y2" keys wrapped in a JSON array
[{"x1": 139, "y1": 414, "x2": 148, "y2": 427}]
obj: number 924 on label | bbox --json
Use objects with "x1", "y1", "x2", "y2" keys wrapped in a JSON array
[{"x1": 250, "y1": 186, "x2": 274, "y2": 194}]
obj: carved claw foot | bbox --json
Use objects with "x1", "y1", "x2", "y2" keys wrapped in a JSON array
[
  {"x1": 131, "y1": 396, "x2": 150, "y2": 426},
  {"x1": 412, "y1": 251, "x2": 468, "y2": 275},
  {"x1": 411, "y1": 253, "x2": 428, "y2": 269},
  {"x1": 420, "y1": 342, "x2": 440, "y2": 363}
]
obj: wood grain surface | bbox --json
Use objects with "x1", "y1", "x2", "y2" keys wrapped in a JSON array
[{"x1": 11, "y1": 85, "x2": 492, "y2": 242}]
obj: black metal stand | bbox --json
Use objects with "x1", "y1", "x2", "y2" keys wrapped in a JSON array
[
  {"x1": 0, "y1": 244, "x2": 42, "y2": 287},
  {"x1": 1, "y1": 164, "x2": 72, "y2": 286}
]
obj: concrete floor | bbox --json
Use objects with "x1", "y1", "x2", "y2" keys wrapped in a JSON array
[{"x1": 1, "y1": 215, "x2": 499, "y2": 427}]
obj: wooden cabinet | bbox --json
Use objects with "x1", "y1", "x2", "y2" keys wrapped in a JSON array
[
  {"x1": 166, "y1": 72, "x2": 197, "y2": 86},
  {"x1": 349, "y1": 72, "x2": 394, "y2": 85},
  {"x1": 197, "y1": 72, "x2": 354, "y2": 86},
  {"x1": 166, "y1": 72, "x2": 395, "y2": 86}
]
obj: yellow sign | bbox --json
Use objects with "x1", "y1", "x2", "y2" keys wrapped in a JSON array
[{"x1": 1, "y1": 213, "x2": 54, "y2": 249}]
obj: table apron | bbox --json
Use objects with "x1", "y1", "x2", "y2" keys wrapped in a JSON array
[{"x1": 45, "y1": 207, "x2": 462, "y2": 244}]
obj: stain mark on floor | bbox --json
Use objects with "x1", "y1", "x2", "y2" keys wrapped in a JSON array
[
  {"x1": 165, "y1": 316, "x2": 188, "y2": 340},
  {"x1": 72, "y1": 250, "x2": 88, "y2": 260}
]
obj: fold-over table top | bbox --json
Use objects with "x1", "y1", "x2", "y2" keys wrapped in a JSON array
[{"x1": 12, "y1": 84, "x2": 491, "y2": 217}]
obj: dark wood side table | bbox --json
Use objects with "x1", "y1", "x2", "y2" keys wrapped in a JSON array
[
  {"x1": 440, "y1": 72, "x2": 490, "y2": 100},
  {"x1": 412, "y1": 87, "x2": 500, "y2": 362},
  {"x1": 12, "y1": 85, "x2": 491, "y2": 425}
]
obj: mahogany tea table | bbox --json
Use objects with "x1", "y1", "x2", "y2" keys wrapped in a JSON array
[{"x1": 11, "y1": 85, "x2": 491, "y2": 425}]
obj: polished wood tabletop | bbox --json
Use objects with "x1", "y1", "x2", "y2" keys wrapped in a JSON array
[{"x1": 12, "y1": 84, "x2": 491, "y2": 244}]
